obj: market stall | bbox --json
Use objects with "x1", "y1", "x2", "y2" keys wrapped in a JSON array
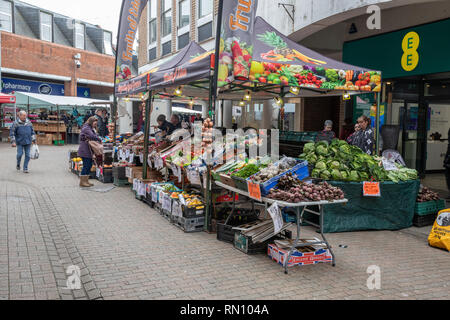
[{"x1": 14, "y1": 92, "x2": 111, "y2": 145}]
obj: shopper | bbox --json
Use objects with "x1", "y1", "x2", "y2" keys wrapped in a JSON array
[
  {"x1": 155, "y1": 114, "x2": 175, "y2": 138},
  {"x1": 444, "y1": 128, "x2": 450, "y2": 199},
  {"x1": 346, "y1": 123, "x2": 360, "y2": 145},
  {"x1": 95, "y1": 109, "x2": 108, "y2": 138},
  {"x1": 136, "y1": 103, "x2": 145, "y2": 133},
  {"x1": 10, "y1": 110, "x2": 36, "y2": 173},
  {"x1": 171, "y1": 114, "x2": 182, "y2": 131},
  {"x1": 102, "y1": 109, "x2": 110, "y2": 137},
  {"x1": 315, "y1": 120, "x2": 336, "y2": 143},
  {"x1": 340, "y1": 118, "x2": 354, "y2": 141},
  {"x1": 351, "y1": 115, "x2": 375, "y2": 155},
  {"x1": 77, "y1": 116, "x2": 101, "y2": 187}
]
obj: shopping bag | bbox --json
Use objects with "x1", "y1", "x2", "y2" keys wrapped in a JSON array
[
  {"x1": 30, "y1": 144, "x2": 40, "y2": 160},
  {"x1": 428, "y1": 209, "x2": 450, "y2": 252}
]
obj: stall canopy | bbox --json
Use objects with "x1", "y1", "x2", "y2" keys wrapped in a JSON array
[
  {"x1": 118, "y1": 16, "x2": 381, "y2": 99},
  {"x1": 116, "y1": 42, "x2": 212, "y2": 97},
  {"x1": 0, "y1": 93, "x2": 16, "y2": 104},
  {"x1": 217, "y1": 16, "x2": 382, "y2": 94},
  {"x1": 14, "y1": 92, "x2": 112, "y2": 109}
]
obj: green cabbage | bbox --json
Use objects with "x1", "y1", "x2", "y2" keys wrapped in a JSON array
[
  {"x1": 303, "y1": 143, "x2": 315, "y2": 154},
  {"x1": 330, "y1": 161, "x2": 340, "y2": 170},
  {"x1": 340, "y1": 171, "x2": 348, "y2": 181},
  {"x1": 320, "y1": 170, "x2": 331, "y2": 180},
  {"x1": 331, "y1": 169, "x2": 342, "y2": 180},
  {"x1": 316, "y1": 145, "x2": 329, "y2": 156},
  {"x1": 316, "y1": 161, "x2": 327, "y2": 171},
  {"x1": 349, "y1": 171, "x2": 360, "y2": 182}
]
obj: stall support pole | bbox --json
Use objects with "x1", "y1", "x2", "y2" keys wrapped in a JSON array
[
  {"x1": 204, "y1": 0, "x2": 224, "y2": 232},
  {"x1": 375, "y1": 92, "x2": 381, "y2": 155},
  {"x1": 142, "y1": 91, "x2": 152, "y2": 180}
]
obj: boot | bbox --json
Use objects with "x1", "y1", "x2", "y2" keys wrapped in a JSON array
[
  {"x1": 79, "y1": 175, "x2": 91, "y2": 188},
  {"x1": 86, "y1": 177, "x2": 94, "y2": 187}
]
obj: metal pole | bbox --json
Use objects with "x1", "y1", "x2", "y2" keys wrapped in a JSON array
[
  {"x1": 142, "y1": 91, "x2": 152, "y2": 180},
  {"x1": 376, "y1": 92, "x2": 381, "y2": 155}
]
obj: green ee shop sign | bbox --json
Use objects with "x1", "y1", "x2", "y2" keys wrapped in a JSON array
[{"x1": 343, "y1": 18, "x2": 450, "y2": 79}]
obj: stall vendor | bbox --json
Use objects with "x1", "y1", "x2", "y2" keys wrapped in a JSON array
[
  {"x1": 171, "y1": 114, "x2": 182, "y2": 131},
  {"x1": 315, "y1": 120, "x2": 336, "y2": 143},
  {"x1": 154, "y1": 114, "x2": 175, "y2": 137}
]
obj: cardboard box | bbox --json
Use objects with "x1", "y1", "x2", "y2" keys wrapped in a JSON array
[
  {"x1": 36, "y1": 133, "x2": 53, "y2": 145},
  {"x1": 52, "y1": 133, "x2": 62, "y2": 141},
  {"x1": 268, "y1": 244, "x2": 332, "y2": 267}
]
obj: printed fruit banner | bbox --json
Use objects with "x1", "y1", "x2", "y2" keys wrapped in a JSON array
[
  {"x1": 249, "y1": 17, "x2": 381, "y2": 92},
  {"x1": 115, "y1": 0, "x2": 149, "y2": 86},
  {"x1": 218, "y1": 0, "x2": 259, "y2": 87}
]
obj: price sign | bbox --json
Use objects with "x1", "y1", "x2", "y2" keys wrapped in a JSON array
[
  {"x1": 247, "y1": 181, "x2": 262, "y2": 202},
  {"x1": 162, "y1": 193, "x2": 172, "y2": 212},
  {"x1": 267, "y1": 202, "x2": 284, "y2": 234},
  {"x1": 125, "y1": 167, "x2": 132, "y2": 178},
  {"x1": 188, "y1": 170, "x2": 201, "y2": 185},
  {"x1": 152, "y1": 187, "x2": 158, "y2": 202},
  {"x1": 138, "y1": 182, "x2": 146, "y2": 196},
  {"x1": 363, "y1": 181, "x2": 381, "y2": 197},
  {"x1": 139, "y1": 153, "x2": 144, "y2": 164},
  {"x1": 173, "y1": 201, "x2": 183, "y2": 218},
  {"x1": 129, "y1": 153, "x2": 135, "y2": 163},
  {"x1": 96, "y1": 167, "x2": 101, "y2": 178}
]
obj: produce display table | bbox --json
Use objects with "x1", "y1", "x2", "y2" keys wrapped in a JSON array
[
  {"x1": 318, "y1": 180, "x2": 420, "y2": 233},
  {"x1": 215, "y1": 181, "x2": 348, "y2": 274}
]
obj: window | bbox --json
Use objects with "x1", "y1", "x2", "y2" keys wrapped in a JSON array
[
  {"x1": 0, "y1": 0, "x2": 12, "y2": 32},
  {"x1": 178, "y1": 33, "x2": 189, "y2": 50},
  {"x1": 162, "y1": 0, "x2": 172, "y2": 37},
  {"x1": 198, "y1": 0, "x2": 213, "y2": 18},
  {"x1": 75, "y1": 23, "x2": 85, "y2": 50},
  {"x1": 40, "y1": 12, "x2": 52, "y2": 42},
  {"x1": 178, "y1": 0, "x2": 190, "y2": 28},
  {"x1": 198, "y1": 21, "x2": 212, "y2": 42},
  {"x1": 103, "y1": 31, "x2": 113, "y2": 55},
  {"x1": 148, "y1": 0, "x2": 157, "y2": 44},
  {"x1": 162, "y1": 41, "x2": 171, "y2": 56},
  {"x1": 148, "y1": 47, "x2": 157, "y2": 61}
]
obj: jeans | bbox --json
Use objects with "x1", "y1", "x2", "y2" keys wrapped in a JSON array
[
  {"x1": 17, "y1": 144, "x2": 31, "y2": 170},
  {"x1": 81, "y1": 157, "x2": 93, "y2": 176}
]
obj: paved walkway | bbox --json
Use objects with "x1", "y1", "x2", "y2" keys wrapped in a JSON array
[{"x1": 0, "y1": 143, "x2": 449, "y2": 300}]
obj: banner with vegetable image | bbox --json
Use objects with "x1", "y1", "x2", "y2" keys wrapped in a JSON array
[
  {"x1": 218, "y1": 0, "x2": 259, "y2": 87},
  {"x1": 249, "y1": 17, "x2": 382, "y2": 92},
  {"x1": 115, "y1": 0, "x2": 149, "y2": 86}
]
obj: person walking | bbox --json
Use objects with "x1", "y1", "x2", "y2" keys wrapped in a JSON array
[
  {"x1": 444, "y1": 128, "x2": 450, "y2": 199},
  {"x1": 10, "y1": 111, "x2": 36, "y2": 173},
  {"x1": 350, "y1": 115, "x2": 375, "y2": 155},
  {"x1": 95, "y1": 109, "x2": 108, "y2": 138},
  {"x1": 77, "y1": 116, "x2": 101, "y2": 187},
  {"x1": 315, "y1": 120, "x2": 336, "y2": 143}
]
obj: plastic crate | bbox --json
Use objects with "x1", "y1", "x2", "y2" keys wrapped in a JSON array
[
  {"x1": 248, "y1": 160, "x2": 309, "y2": 197},
  {"x1": 234, "y1": 229, "x2": 292, "y2": 255},
  {"x1": 113, "y1": 177, "x2": 130, "y2": 187},
  {"x1": 413, "y1": 213, "x2": 438, "y2": 227},
  {"x1": 282, "y1": 211, "x2": 297, "y2": 223},
  {"x1": 174, "y1": 216, "x2": 205, "y2": 233},
  {"x1": 113, "y1": 166, "x2": 127, "y2": 180},
  {"x1": 436, "y1": 199, "x2": 446, "y2": 211},
  {"x1": 217, "y1": 223, "x2": 237, "y2": 243},
  {"x1": 415, "y1": 200, "x2": 446, "y2": 216},
  {"x1": 99, "y1": 174, "x2": 113, "y2": 184},
  {"x1": 182, "y1": 205, "x2": 205, "y2": 218},
  {"x1": 232, "y1": 176, "x2": 249, "y2": 192}
]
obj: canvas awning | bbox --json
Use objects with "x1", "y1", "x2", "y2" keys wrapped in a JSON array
[{"x1": 14, "y1": 92, "x2": 112, "y2": 109}]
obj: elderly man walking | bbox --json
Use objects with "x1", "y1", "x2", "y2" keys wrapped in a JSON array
[{"x1": 10, "y1": 110, "x2": 36, "y2": 173}]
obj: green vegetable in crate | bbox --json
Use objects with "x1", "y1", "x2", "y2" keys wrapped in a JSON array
[
  {"x1": 329, "y1": 161, "x2": 340, "y2": 170},
  {"x1": 316, "y1": 161, "x2": 327, "y2": 171},
  {"x1": 312, "y1": 169, "x2": 321, "y2": 178},
  {"x1": 349, "y1": 171, "x2": 360, "y2": 182},
  {"x1": 303, "y1": 142, "x2": 315, "y2": 154},
  {"x1": 315, "y1": 67, "x2": 326, "y2": 76},
  {"x1": 340, "y1": 171, "x2": 349, "y2": 181},
  {"x1": 320, "y1": 170, "x2": 331, "y2": 180},
  {"x1": 233, "y1": 164, "x2": 261, "y2": 179},
  {"x1": 306, "y1": 153, "x2": 318, "y2": 165}
]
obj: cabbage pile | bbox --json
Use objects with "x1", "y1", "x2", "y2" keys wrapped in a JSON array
[{"x1": 300, "y1": 140, "x2": 418, "y2": 183}]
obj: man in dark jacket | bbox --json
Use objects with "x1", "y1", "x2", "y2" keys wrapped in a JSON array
[
  {"x1": 10, "y1": 110, "x2": 36, "y2": 173},
  {"x1": 95, "y1": 109, "x2": 108, "y2": 138}
]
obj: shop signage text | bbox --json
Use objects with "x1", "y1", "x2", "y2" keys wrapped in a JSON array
[{"x1": 2, "y1": 77, "x2": 90, "y2": 98}]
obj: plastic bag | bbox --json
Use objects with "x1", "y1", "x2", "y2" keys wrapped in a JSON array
[
  {"x1": 30, "y1": 144, "x2": 40, "y2": 160},
  {"x1": 428, "y1": 209, "x2": 450, "y2": 252}
]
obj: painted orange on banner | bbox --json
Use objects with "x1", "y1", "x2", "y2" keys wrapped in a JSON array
[
  {"x1": 363, "y1": 182, "x2": 381, "y2": 197},
  {"x1": 247, "y1": 180, "x2": 262, "y2": 201}
]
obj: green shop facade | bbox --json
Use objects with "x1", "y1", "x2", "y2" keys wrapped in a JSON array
[{"x1": 343, "y1": 18, "x2": 450, "y2": 176}]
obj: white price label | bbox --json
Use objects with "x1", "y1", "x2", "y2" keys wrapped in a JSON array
[
  {"x1": 178, "y1": 194, "x2": 186, "y2": 206},
  {"x1": 129, "y1": 153, "x2": 135, "y2": 163},
  {"x1": 188, "y1": 170, "x2": 201, "y2": 185},
  {"x1": 152, "y1": 187, "x2": 158, "y2": 202},
  {"x1": 162, "y1": 193, "x2": 172, "y2": 212},
  {"x1": 138, "y1": 182, "x2": 146, "y2": 196},
  {"x1": 173, "y1": 201, "x2": 183, "y2": 218},
  {"x1": 267, "y1": 202, "x2": 284, "y2": 235},
  {"x1": 125, "y1": 167, "x2": 132, "y2": 178},
  {"x1": 139, "y1": 153, "x2": 144, "y2": 164}
]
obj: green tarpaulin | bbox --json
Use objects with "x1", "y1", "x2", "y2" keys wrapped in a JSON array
[{"x1": 314, "y1": 180, "x2": 420, "y2": 233}]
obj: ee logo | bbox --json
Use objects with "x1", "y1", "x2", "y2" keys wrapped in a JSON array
[{"x1": 401, "y1": 31, "x2": 420, "y2": 72}]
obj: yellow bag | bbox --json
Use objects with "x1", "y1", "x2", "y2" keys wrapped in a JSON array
[{"x1": 428, "y1": 209, "x2": 450, "y2": 252}]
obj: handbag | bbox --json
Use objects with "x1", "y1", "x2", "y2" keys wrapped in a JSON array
[{"x1": 88, "y1": 140, "x2": 104, "y2": 156}]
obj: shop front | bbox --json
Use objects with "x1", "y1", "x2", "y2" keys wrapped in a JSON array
[{"x1": 343, "y1": 18, "x2": 450, "y2": 176}]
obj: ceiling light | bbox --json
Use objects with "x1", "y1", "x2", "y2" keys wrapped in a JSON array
[
  {"x1": 174, "y1": 86, "x2": 183, "y2": 96},
  {"x1": 243, "y1": 90, "x2": 252, "y2": 102},
  {"x1": 239, "y1": 100, "x2": 246, "y2": 107},
  {"x1": 289, "y1": 86, "x2": 300, "y2": 95},
  {"x1": 274, "y1": 96, "x2": 283, "y2": 106},
  {"x1": 189, "y1": 98, "x2": 194, "y2": 106}
]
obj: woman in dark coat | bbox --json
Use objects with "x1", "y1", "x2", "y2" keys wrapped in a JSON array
[
  {"x1": 350, "y1": 116, "x2": 375, "y2": 155},
  {"x1": 77, "y1": 116, "x2": 101, "y2": 187},
  {"x1": 444, "y1": 128, "x2": 450, "y2": 199}
]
